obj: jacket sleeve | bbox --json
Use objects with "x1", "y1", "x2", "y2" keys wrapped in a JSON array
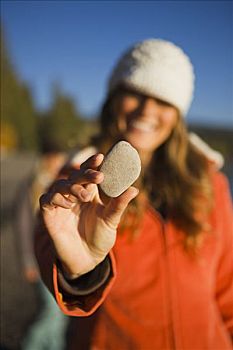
[
  {"x1": 214, "y1": 172, "x2": 233, "y2": 340},
  {"x1": 34, "y1": 211, "x2": 117, "y2": 317}
]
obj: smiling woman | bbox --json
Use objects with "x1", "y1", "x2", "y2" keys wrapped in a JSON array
[
  {"x1": 35, "y1": 38, "x2": 233, "y2": 350},
  {"x1": 111, "y1": 89, "x2": 178, "y2": 161}
]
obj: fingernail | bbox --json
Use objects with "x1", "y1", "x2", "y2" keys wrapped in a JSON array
[
  {"x1": 93, "y1": 154, "x2": 100, "y2": 161},
  {"x1": 93, "y1": 153, "x2": 104, "y2": 161}
]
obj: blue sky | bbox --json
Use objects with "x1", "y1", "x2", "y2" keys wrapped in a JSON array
[{"x1": 1, "y1": 0, "x2": 233, "y2": 127}]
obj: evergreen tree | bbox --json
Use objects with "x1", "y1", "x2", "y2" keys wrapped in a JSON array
[
  {"x1": 1, "y1": 26, "x2": 39, "y2": 151},
  {"x1": 38, "y1": 85, "x2": 84, "y2": 151}
]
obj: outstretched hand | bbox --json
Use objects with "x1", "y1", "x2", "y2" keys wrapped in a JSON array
[{"x1": 40, "y1": 153, "x2": 138, "y2": 279}]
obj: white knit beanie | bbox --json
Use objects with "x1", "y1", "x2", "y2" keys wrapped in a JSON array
[{"x1": 108, "y1": 39, "x2": 195, "y2": 116}]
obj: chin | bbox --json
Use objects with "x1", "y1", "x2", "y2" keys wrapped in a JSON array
[
  {"x1": 128, "y1": 141, "x2": 159, "y2": 156},
  {"x1": 124, "y1": 135, "x2": 158, "y2": 152}
]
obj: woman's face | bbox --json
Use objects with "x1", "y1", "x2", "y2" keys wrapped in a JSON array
[{"x1": 115, "y1": 90, "x2": 178, "y2": 156}]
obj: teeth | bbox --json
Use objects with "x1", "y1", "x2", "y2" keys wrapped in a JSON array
[{"x1": 131, "y1": 120, "x2": 158, "y2": 132}]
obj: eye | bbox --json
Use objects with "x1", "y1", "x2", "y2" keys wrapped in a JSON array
[
  {"x1": 122, "y1": 89, "x2": 144, "y2": 102},
  {"x1": 155, "y1": 98, "x2": 173, "y2": 108}
]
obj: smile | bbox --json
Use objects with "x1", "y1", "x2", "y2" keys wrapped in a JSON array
[{"x1": 130, "y1": 120, "x2": 158, "y2": 132}]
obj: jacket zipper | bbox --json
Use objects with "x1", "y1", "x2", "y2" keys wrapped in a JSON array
[{"x1": 149, "y1": 207, "x2": 176, "y2": 349}]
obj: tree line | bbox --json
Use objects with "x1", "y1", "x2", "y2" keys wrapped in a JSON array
[
  {"x1": 1, "y1": 27, "x2": 97, "y2": 154},
  {"x1": 1, "y1": 27, "x2": 232, "y2": 167}
]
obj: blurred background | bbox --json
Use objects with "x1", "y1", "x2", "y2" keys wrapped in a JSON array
[{"x1": 1, "y1": 1, "x2": 232, "y2": 349}]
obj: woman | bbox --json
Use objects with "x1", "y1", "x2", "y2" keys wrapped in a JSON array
[{"x1": 36, "y1": 39, "x2": 233, "y2": 349}]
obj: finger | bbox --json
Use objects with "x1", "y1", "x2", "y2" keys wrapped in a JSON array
[
  {"x1": 50, "y1": 179, "x2": 79, "y2": 205},
  {"x1": 69, "y1": 183, "x2": 93, "y2": 202},
  {"x1": 69, "y1": 168, "x2": 104, "y2": 186},
  {"x1": 46, "y1": 177, "x2": 101, "y2": 208},
  {"x1": 67, "y1": 182, "x2": 100, "y2": 204},
  {"x1": 85, "y1": 183, "x2": 96, "y2": 192},
  {"x1": 50, "y1": 179, "x2": 72, "y2": 195},
  {"x1": 80, "y1": 153, "x2": 104, "y2": 170},
  {"x1": 103, "y1": 187, "x2": 139, "y2": 229},
  {"x1": 51, "y1": 174, "x2": 103, "y2": 202},
  {"x1": 40, "y1": 192, "x2": 75, "y2": 210}
]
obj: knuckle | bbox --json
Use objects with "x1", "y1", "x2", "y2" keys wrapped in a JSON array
[
  {"x1": 110, "y1": 201, "x2": 124, "y2": 215},
  {"x1": 69, "y1": 170, "x2": 79, "y2": 182},
  {"x1": 70, "y1": 183, "x2": 82, "y2": 195},
  {"x1": 69, "y1": 168, "x2": 85, "y2": 182},
  {"x1": 52, "y1": 192, "x2": 62, "y2": 202},
  {"x1": 67, "y1": 194, "x2": 78, "y2": 203},
  {"x1": 51, "y1": 179, "x2": 69, "y2": 192},
  {"x1": 39, "y1": 193, "x2": 50, "y2": 207},
  {"x1": 51, "y1": 179, "x2": 61, "y2": 188}
]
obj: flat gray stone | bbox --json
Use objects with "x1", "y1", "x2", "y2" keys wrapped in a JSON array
[{"x1": 99, "y1": 141, "x2": 141, "y2": 197}]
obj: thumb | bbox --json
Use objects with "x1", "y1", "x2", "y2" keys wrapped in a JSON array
[{"x1": 103, "y1": 187, "x2": 139, "y2": 229}]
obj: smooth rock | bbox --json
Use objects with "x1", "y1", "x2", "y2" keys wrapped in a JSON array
[{"x1": 99, "y1": 141, "x2": 141, "y2": 197}]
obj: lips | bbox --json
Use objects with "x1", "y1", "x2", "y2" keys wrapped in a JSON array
[{"x1": 130, "y1": 120, "x2": 159, "y2": 132}]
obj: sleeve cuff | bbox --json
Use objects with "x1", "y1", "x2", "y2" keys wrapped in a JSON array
[{"x1": 57, "y1": 255, "x2": 111, "y2": 296}]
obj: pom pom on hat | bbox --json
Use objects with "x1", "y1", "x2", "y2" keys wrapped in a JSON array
[{"x1": 108, "y1": 39, "x2": 195, "y2": 116}]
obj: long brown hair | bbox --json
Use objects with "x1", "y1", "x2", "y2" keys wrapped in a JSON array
[{"x1": 92, "y1": 87, "x2": 213, "y2": 248}]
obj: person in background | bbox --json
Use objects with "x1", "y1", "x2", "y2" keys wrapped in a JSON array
[
  {"x1": 15, "y1": 139, "x2": 68, "y2": 350},
  {"x1": 35, "y1": 39, "x2": 232, "y2": 350}
]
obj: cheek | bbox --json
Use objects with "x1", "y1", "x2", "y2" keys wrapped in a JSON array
[
  {"x1": 122, "y1": 97, "x2": 140, "y2": 111},
  {"x1": 162, "y1": 111, "x2": 178, "y2": 131}
]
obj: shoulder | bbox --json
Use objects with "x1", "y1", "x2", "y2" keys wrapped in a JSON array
[
  {"x1": 211, "y1": 170, "x2": 232, "y2": 199},
  {"x1": 209, "y1": 170, "x2": 233, "y2": 231}
]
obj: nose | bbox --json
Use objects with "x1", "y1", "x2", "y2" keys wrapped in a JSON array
[{"x1": 138, "y1": 98, "x2": 160, "y2": 119}]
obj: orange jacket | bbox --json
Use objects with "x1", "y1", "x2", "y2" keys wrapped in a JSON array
[{"x1": 35, "y1": 171, "x2": 233, "y2": 350}]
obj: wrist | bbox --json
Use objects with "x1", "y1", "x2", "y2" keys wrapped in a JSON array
[
  {"x1": 57, "y1": 255, "x2": 111, "y2": 296},
  {"x1": 60, "y1": 255, "x2": 107, "y2": 281}
]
